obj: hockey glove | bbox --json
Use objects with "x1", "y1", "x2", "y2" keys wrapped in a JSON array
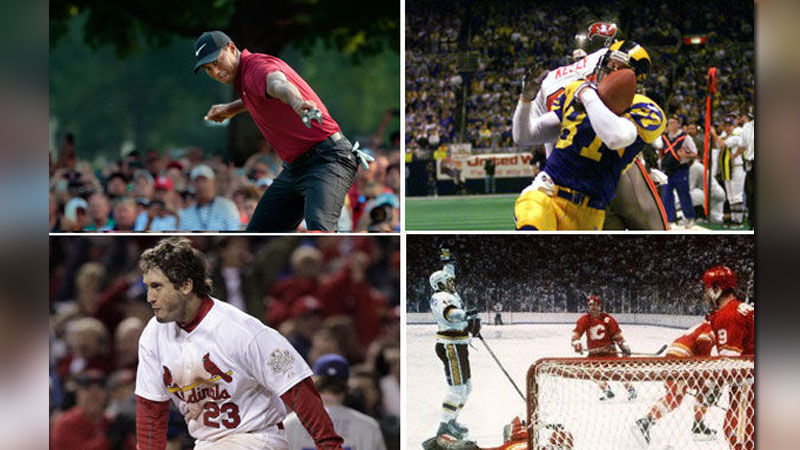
[
  {"x1": 440, "y1": 246, "x2": 451, "y2": 261},
  {"x1": 572, "y1": 340, "x2": 583, "y2": 354},
  {"x1": 618, "y1": 342, "x2": 632, "y2": 356},
  {"x1": 467, "y1": 317, "x2": 481, "y2": 338}
]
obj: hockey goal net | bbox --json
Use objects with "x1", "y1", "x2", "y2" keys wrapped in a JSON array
[{"x1": 526, "y1": 356, "x2": 754, "y2": 450}]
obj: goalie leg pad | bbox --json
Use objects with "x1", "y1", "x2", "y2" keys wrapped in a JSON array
[{"x1": 442, "y1": 382, "x2": 470, "y2": 423}]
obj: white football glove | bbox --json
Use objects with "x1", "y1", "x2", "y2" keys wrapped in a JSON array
[
  {"x1": 649, "y1": 168, "x2": 668, "y2": 186},
  {"x1": 522, "y1": 171, "x2": 555, "y2": 196}
]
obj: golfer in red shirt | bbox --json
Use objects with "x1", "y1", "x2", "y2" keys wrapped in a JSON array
[{"x1": 195, "y1": 31, "x2": 370, "y2": 232}]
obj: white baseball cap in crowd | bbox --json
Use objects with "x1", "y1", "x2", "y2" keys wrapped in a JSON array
[
  {"x1": 64, "y1": 197, "x2": 89, "y2": 222},
  {"x1": 190, "y1": 164, "x2": 215, "y2": 181}
]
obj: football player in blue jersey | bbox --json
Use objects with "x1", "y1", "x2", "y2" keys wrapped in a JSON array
[{"x1": 513, "y1": 40, "x2": 666, "y2": 230}]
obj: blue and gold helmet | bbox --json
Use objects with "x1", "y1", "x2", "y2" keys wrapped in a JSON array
[{"x1": 595, "y1": 40, "x2": 651, "y2": 85}]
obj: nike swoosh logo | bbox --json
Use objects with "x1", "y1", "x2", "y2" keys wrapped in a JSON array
[{"x1": 196, "y1": 43, "x2": 207, "y2": 57}]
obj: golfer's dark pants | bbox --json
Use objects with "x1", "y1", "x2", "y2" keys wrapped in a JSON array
[
  {"x1": 246, "y1": 135, "x2": 357, "y2": 232},
  {"x1": 662, "y1": 165, "x2": 695, "y2": 222}
]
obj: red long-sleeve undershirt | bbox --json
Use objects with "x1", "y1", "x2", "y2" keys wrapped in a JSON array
[
  {"x1": 281, "y1": 377, "x2": 344, "y2": 449},
  {"x1": 135, "y1": 396, "x2": 169, "y2": 450},
  {"x1": 135, "y1": 376, "x2": 342, "y2": 449}
]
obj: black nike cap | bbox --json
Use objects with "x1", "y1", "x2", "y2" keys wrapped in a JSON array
[{"x1": 193, "y1": 31, "x2": 232, "y2": 73}]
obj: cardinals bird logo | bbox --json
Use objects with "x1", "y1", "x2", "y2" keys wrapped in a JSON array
[{"x1": 202, "y1": 353, "x2": 233, "y2": 383}]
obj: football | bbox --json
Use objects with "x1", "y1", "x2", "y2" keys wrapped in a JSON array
[{"x1": 597, "y1": 68, "x2": 636, "y2": 115}]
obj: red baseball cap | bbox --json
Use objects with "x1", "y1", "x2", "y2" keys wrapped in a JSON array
[
  {"x1": 166, "y1": 161, "x2": 184, "y2": 171},
  {"x1": 293, "y1": 296, "x2": 323, "y2": 318},
  {"x1": 154, "y1": 176, "x2": 174, "y2": 191}
]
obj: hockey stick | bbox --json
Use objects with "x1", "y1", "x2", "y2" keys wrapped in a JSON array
[
  {"x1": 477, "y1": 335, "x2": 526, "y2": 402},
  {"x1": 628, "y1": 345, "x2": 667, "y2": 357},
  {"x1": 582, "y1": 344, "x2": 667, "y2": 357}
]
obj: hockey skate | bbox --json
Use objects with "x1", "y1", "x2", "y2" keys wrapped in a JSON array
[
  {"x1": 448, "y1": 420, "x2": 469, "y2": 437},
  {"x1": 436, "y1": 420, "x2": 467, "y2": 440},
  {"x1": 691, "y1": 420, "x2": 717, "y2": 441},
  {"x1": 631, "y1": 417, "x2": 652, "y2": 447}
]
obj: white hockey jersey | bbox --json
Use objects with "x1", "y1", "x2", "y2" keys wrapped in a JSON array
[
  {"x1": 135, "y1": 298, "x2": 313, "y2": 443},
  {"x1": 284, "y1": 404, "x2": 386, "y2": 450},
  {"x1": 430, "y1": 291, "x2": 470, "y2": 344}
]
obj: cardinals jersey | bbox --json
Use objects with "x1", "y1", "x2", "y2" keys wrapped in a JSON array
[
  {"x1": 430, "y1": 291, "x2": 470, "y2": 344},
  {"x1": 544, "y1": 83, "x2": 665, "y2": 209},
  {"x1": 573, "y1": 313, "x2": 622, "y2": 353},
  {"x1": 284, "y1": 404, "x2": 386, "y2": 450},
  {"x1": 135, "y1": 298, "x2": 312, "y2": 443},
  {"x1": 532, "y1": 48, "x2": 608, "y2": 157},
  {"x1": 666, "y1": 321, "x2": 715, "y2": 357},
  {"x1": 708, "y1": 298, "x2": 754, "y2": 356}
]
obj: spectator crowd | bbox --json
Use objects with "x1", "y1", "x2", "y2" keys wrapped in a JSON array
[
  {"x1": 406, "y1": 0, "x2": 753, "y2": 153},
  {"x1": 407, "y1": 235, "x2": 753, "y2": 316},
  {"x1": 50, "y1": 109, "x2": 401, "y2": 233},
  {"x1": 49, "y1": 236, "x2": 400, "y2": 449}
]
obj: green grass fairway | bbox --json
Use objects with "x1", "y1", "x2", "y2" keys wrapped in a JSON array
[
  {"x1": 405, "y1": 195, "x2": 753, "y2": 231},
  {"x1": 405, "y1": 195, "x2": 517, "y2": 230}
]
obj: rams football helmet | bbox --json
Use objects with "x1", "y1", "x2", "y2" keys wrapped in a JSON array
[{"x1": 594, "y1": 40, "x2": 651, "y2": 86}]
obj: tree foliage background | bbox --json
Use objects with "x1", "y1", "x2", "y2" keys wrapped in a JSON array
[{"x1": 50, "y1": 0, "x2": 399, "y2": 164}]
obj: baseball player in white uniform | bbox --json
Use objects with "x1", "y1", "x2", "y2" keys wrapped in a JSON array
[
  {"x1": 135, "y1": 238, "x2": 343, "y2": 450},
  {"x1": 284, "y1": 354, "x2": 386, "y2": 450},
  {"x1": 513, "y1": 22, "x2": 668, "y2": 230},
  {"x1": 429, "y1": 268, "x2": 480, "y2": 440}
]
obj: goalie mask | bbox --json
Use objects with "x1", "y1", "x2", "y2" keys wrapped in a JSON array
[
  {"x1": 594, "y1": 39, "x2": 651, "y2": 86},
  {"x1": 573, "y1": 21, "x2": 618, "y2": 61}
]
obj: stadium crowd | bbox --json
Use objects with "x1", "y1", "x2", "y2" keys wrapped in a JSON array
[
  {"x1": 49, "y1": 236, "x2": 400, "y2": 449},
  {"x1": 407, "y1": 235, "x2": 753, "y2": 315},
  {"x1": 406, "y1": 0, "x2": 753, "y2": 152},
  {"x1": 50, "y1": 110, "x2": 401, "y2": 233}
]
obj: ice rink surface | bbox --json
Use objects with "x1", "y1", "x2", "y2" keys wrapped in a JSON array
[{"x1": 406, "y1": 323, "x2": 732, "y2": 450}]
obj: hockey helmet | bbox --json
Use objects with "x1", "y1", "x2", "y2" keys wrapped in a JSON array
[
  {"x1": 429, "y1": 270, "x2": 454, "y2": 291},
  {"x1": 702, "y1": 266, "x2": 737, "y2": 291}
]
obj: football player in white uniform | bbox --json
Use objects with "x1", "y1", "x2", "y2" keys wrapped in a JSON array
[
  {"x1": 513, "y1": 22, "x2": 668, "y2": 230},
  {"x1": 135, "y1": 238, "x2": 343, "y2": 449},
  {"x1": 429, "y1": 269, "x2": 480, "y2": 440},
  {"x1": 284, "y1": 354, "x2": 386, "y2": 450},
  {"x1": 712, "y1": 115, "x2": 746, "y2": 224}
]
